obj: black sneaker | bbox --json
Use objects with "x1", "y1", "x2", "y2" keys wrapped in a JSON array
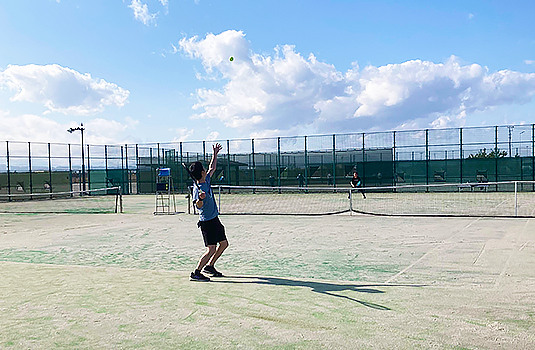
[
  {"x1": 203, "y1": 265, "x2": 224, "y2": 277},
  {"x1": 190, "y1": 272, "x2": 210, "y2": 282}
]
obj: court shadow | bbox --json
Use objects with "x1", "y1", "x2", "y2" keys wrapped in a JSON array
[{"x1": 213, "y1": 276, "x2": 424, "y2": 311}]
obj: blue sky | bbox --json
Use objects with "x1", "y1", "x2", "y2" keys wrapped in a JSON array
[{"x1": 0, "y1": 0, "x2": 534, "y2": 145}]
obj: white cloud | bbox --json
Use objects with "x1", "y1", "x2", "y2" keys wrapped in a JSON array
[
  {"x1": 124, "y1": 116, "x2": 140, "y2": 128},
  {"x1": 468, "y1": 13, "x2": 474, "y2": 20},
  {"x1": 0, "y1": 64, "x2": 129, "y2": 116},
  {"x1": 206, "y1": 131, "x2": 219, "y2": 141},
  {"x1": 172, "y1": 127, "x2": 194, "y2": 142},
  {"x1": 128, "y1": 0, "x2": 157, "y2": 26},
  {"x1": 179, "y1": 30, "x2": 535, "y2": 135},
  {"x1": 525, "y1": 60, "x2": 535, "y2": 65},
  {"x1": 0, "y1": 114, "x2": 132, "y2": 144}
]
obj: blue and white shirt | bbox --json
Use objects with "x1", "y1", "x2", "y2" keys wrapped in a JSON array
[{"x1": 193, "y1": 173, "x2": 219, "y2": 221}]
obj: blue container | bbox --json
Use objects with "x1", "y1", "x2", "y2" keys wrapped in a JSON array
[{"x1": 158, "y1": 168, "x2": 171, "y2": 177}]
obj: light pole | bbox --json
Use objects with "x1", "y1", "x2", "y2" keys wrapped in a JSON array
[{"x1": 68, "y1": 123, "x2": 86, "y2": 191}]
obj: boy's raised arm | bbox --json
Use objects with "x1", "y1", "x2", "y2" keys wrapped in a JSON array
[{"x1": 208, "y1": 143, "x2": 222, "y2": 177}]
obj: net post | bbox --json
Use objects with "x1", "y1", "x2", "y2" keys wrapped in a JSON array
[
  {"x1": 218, "y1": 185, "x2": 221, "y2": 213},
  {"x1": 514, "y1": 181, "x2": 518, "y2": 217},
  {"x1": 119, "y1": 186, "x2": 123, "y2": 213},
  {"x1": 187, "y1": 186, "x2": 191, "y2": 214},
  {"x1": 115, "y1": 188, "x2": 118, "y2": 213},
  {"x1": 349, "y1": 189, "x2": 353, "y2": 216}
]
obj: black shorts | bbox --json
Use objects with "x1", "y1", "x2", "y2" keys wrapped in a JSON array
[{"x1": 197, "y1": 216, "x2": 227, "y2": 246}]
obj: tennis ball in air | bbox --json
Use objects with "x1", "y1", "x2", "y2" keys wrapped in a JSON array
[{"x1": 229, "y1": 56, "x2": 234, "y2": 61}]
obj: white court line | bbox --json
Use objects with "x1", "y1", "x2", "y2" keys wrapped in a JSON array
[
  {"x1": 384, "y1": 217, "x2": 482, "y2": 283},
  {"x1": 472, "y1": 242, "x2": 486, "y2": 265}
]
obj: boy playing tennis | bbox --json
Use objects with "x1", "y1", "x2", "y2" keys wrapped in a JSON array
[
  {"x1": 189, "y1": 143, "x2": 228, "y2": 282},
  {"x1": 350, "y1": 171, "x2": 366, "y2": 199}
]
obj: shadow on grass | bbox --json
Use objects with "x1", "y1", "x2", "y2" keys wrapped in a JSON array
[{"x1": 214, "y1": 276, "x2": 425, "y2": 311}]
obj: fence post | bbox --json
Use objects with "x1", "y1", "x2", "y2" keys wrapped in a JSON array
[
  {"x1": 125, "y1": 144, "x2": 129, "y2": 194},
  {"x1": 105, "y1": 145, "x2": 108, "y2": 187},
  {"x1": 179, "y1": 142, "x2": 183, "y2": 193},
  {"x1": 425, "y1": 129, "x2": 429, "y2": 188},
  {"x1": 459, "y1": 128, "x2": 463, "y2": 183},
  {"x1": 251, "y1": 139, "x2": 255, "y2": 186},
  {"x1": 332, "y1": 134, "x2": 336, "y2": 187},
  {"x1": 226, "y1": 140, "x2": 230, "y2": 185},
  {"x1": 532, "y1": 124, "x2": 534, "y2": 191},
  {"x1": 28, "y1": 142, "x2": 33, "y2": 195},
  {"x1": 304, "y1": 136, "x2": 308, "y2": 187},
  {"x1": 150, "y1": 147, "x2": 154, "y2": 193},
  {"x1": 135, "y1": 144, "x2": 139, "y2": 194},
  {"x1": 121, "y1": 146, "x2": 125, "y2": 194},
  {"x1": 495, "y1": 126, "x2": 499, "y2": 191},
  {"x1": 157, "y1": 143, "x2": 160, "y2": 170},
  {"x1": 362, "y1": 133, "x2": 366, "y2": 186},
  {"x1": 68, "y1": 144, "x2": 72, "y2": 193},
  {"x1": 277, "y1": 137, "x2": 281, "y2": 187},
  {"x1": 6, "y1": 141, "x2": 10, "y2": 198},
  {"x1": 393, "y1": 131, "x2": 396, "y2": 187},
  {"x1": 48, "y1": 143, "x2": 52, "y2": 196},
  {"x1": 87, "y1": 145, "x2": 91, "y2": 190}
]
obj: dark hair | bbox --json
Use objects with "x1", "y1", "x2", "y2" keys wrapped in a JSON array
[{"x1": 189, "y1": 161, "x2": 204, "y2": 180}]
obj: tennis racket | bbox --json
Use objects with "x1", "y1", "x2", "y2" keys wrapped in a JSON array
[{"x1": 182, "y1": 162, "x2": 202, "y2": 192}]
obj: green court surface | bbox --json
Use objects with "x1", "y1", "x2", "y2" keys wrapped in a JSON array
[{"x1": 1, "y1": 195, "x2": 534, "y2": 349}]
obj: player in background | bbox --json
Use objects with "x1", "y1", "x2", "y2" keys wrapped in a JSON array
[{"x1": 350, "y1": 170, "x2": 366, "y2": 199}]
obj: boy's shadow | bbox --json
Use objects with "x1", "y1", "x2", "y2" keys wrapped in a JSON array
[{"x1": 214, "y1": 276, "x2": 425, "y2": 311}]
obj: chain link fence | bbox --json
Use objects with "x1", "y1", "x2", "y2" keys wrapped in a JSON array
[{"x1": 1, "y1": 124, "x2": 534, "y2": 195}]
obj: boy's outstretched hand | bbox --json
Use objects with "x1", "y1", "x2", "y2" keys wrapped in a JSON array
[{"x1": 213, "y1": 143, "x2": 222, "y2": 155}]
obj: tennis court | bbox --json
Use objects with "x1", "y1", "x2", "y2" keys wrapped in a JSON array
[{"x1": 1, "y1": 194, "x2": 534, "y2": 349}]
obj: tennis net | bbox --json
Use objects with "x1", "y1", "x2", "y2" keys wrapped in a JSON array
[
  {"x1": 0, "y1": 187, "x2": 123, "y2": 214},
  {"x1": 193, "y1": 181, "x2": 535, "y2": 217}
]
